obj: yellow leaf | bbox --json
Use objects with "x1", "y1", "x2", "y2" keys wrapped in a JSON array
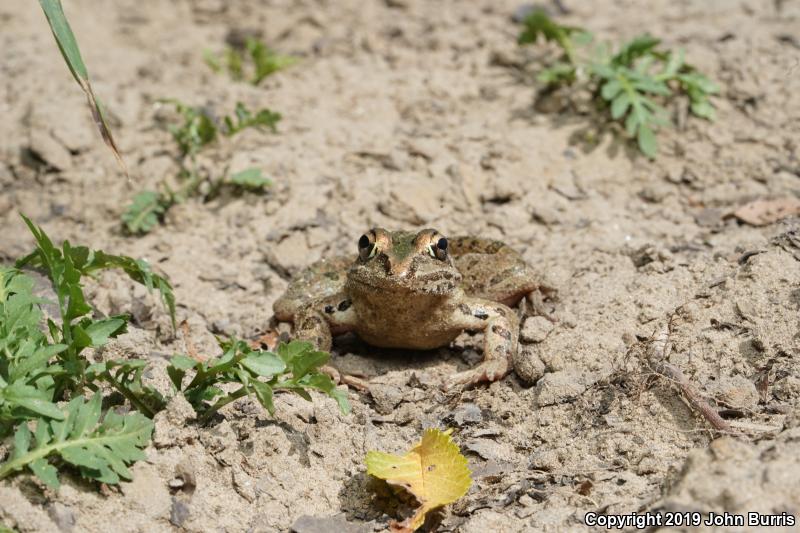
[{"x1": 366, "y1": 428, "x2": 472, "y2": 532}]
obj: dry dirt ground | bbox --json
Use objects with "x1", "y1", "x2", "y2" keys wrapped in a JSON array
[{"x1": 1, "y1": 0, "x2": 800, "y2": 531}]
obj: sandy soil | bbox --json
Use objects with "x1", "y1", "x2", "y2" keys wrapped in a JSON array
[{"x1": 1, "y1": 0, "x2": 799, "y2": 531}]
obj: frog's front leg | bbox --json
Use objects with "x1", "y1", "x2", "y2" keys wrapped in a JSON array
[
  {"x1": 445, "y1": 298, "x2": 520, "y2": 388},
  {"x1": 294, "y1": 294, "x2": 372, "y2": 389},
  {"x1": 294, "y1": 294, "x2": 357, "y2": 352}
]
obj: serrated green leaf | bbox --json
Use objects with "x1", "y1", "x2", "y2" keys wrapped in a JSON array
[
  {"x1": 71, "y1": 393, "x2": 101, "y2": 438},
  {"x1": 300, "y1": 374, "x2": 351, "y2": 414},
  {"x1": 662, "y1": 48, "x2": 684, "y2": 77},
  {"x1": 289, "y1": 350, "x2": 329, "y2": 381},
  {"x1": 610, "y1": 92, "x2": 631, "y2": 119},
  {"x1": 29, "y1": 458, "x2": 59, "y2": 489},
  {"x1": 241, "y1": 352, "x2": 285, "y2": 377},
  {"x1": 12, "y1": 424, "x2": 31, "y2": 458},
  {"x1": 276, "y1": 340, "x2": 314, "y2": 363},
  {"x1": 4, "y1": 383, "x2": 64, "y2": 421},
  {"x1": 690, "y1": 100, "x2": 716, "y2": 120},
  {"x1": 637, "y1": 125, "x2": 658, "y2": 158},
  {"x1": 11, "y1": 396, "x2": 65, "y2": 421},
  {"x1": 223, "y1": 102, "x2": 281, "y2": 136},
  {"x1": 122, "y1": 191, "x2": 167, "y2": 235},
  {"x1": 84, "y1": 318, "x2": 126, "y2": 346},
  {"x1": 0, "y1": 395, "x2": 153, "y2": 488},
  {"x1": 170, "y1": 355, "x2": 198, "y2": 371},
  {"x1": 600, "y1": 79, "x2": 622, "y2": 100},
  {"x1": 70, "y1": 324, "x2": 93, "y2": 350},
  {"x1": 228, "y1": 167, "x2": 271, "y2": 189},
  {"x1": 612, "y1": 34, "x2": 660, "y2": 66},
  {"x1": 251, "y1": 381, "x2": 275, "y2": 415}
]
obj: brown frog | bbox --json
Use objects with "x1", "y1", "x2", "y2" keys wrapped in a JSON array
[{"x1": 273, "y1": 228, "x2": 551, "y2": 387}]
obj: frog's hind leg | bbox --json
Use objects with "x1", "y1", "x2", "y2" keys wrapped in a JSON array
[
  {"x1": 449, "y1": 236, "x2": 543, "y2": 307},
  {"x1": 294, "y1": 294, "x2": 358, "y2": 351},
  {"x1": 273, "y1": 256, "x2": 351, "y2": 321}
]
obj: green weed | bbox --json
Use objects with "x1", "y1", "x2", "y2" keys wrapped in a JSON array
[
  {"x1": 0, "y1": 217, "x2": 349, "y2": 489},
  {"x1": 0, "y1": 394, "x2": 152, "y2": 489},
  {"x1": 168, "y1": 339, "x2": 349, "y2": 425},
  {"x1": 518, "y1": 10, "x2": 718, "y2": 158},
  {"x1": 122, "y1": 100, "x2": 280, "y2": 235},
  {"x1": 205, "y1": 37, "x2": 297, "y2": 85}
]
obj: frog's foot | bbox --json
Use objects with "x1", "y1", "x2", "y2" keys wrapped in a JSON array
[
  {"x1": 320, "y1": 364, "x2": 371, "y2": 392},
  {"x1": 445, "y1": 298, "x2": 519, "y2": 389},
  {"x1": 295, "y1": 309, "x2": 334, "y2": 352},
  {"x1": 527, "y1": 289, "x2": 558, "y2": 323},
  {"x1": 445, "y1": 357, "x2": 510, "y2": 389}
]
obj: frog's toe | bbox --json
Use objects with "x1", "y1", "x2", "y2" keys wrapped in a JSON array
[
  {"x1": 320, "y1": 364, "x2": 371, "y2": 392},
  {"x1": 444, "y1": 359, "x2": 510, "y2": 389}
]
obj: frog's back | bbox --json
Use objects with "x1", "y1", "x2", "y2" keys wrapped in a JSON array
[
  {"x1": 449, "y1": 236, "x2": 539, "y2": 306},
  {"x1": 273, "y1": 256, "x2": 351, "y2": 321}
]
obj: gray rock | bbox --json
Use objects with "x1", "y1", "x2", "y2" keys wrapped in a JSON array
[
  {"x1": 533, "y1": 370, "x2": 587, "y2": 406},
  {"x1": 452, "y1": 402, "x2": 483, "y2": 426},
  {"x1": 46, "y1": 503, "x2": 75, "y2": 532},
  {"x1": 28, "y1": 129, "x2": 72, "y2": 171},
  {"x1": 512, "y1": 344, "x2": 546, "y2": 383},
  {"x1": 290, "y1": 514, "x2": 371, "y2": 533},
  {"x1": 170, "y1": 497, "x2": 191, "y2": 527},
  {"x1": 520, "y1": 316, "x2": 554, "y2": 343}
]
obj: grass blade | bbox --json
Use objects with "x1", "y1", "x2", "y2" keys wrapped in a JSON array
[{"x1": 38, "y1": 0, "x2": 128, "y2": 176}]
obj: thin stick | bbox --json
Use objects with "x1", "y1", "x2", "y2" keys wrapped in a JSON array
[
  {"x1": 652, "y1": 362, "x2": 738, "y2": 435},
  {"x1": 646, "y1": 318, "x2": 741, "y2": 436}
]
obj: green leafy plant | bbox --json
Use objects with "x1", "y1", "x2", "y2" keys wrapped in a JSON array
[
  {"x1": 205, "y1": 37, "x2": 297, "y2": 85},
  {"x1": 122, "y1": 100, "x2": 280, "y2": 235},
  {"x1": 1, "y1": 216, "x2": 347, "y2": 489},
  {"x1": 0, "y1": 394, "x2": 152, "y2": 489},
  {"x1": 0, "y1": 215, "x2": 175, "y2": 436},
  {"x1": 168, "y1": 339, "x2": 349, "y2": 424},
  {"x1": 0, "y1": 216, "x2": 172, "y2": 487},
  {"x1": 518, "y1": 10, "x2": 718, "y2": 158},
  {"x1": 0, "y1": 267, "x2": 67, "y2": 435}
]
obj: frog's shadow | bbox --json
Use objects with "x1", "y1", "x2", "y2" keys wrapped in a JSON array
[{"x1": 329, "y1": 332, "x2": 477, "y2": 378}]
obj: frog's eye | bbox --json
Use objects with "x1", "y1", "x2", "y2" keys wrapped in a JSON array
[
  {"x1": 358, "y1": 234, "x2": 377, "y2": 260},
  {"x1": 429, "y1": 237, "x2": 448, "y2": 261}
]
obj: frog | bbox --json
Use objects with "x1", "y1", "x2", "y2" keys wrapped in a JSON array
[{"x1": 273, "y1": 228, "x2": 552, "y2": 388}]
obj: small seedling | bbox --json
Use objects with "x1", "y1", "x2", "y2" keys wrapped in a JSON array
[
  {"x1": 161, "y1": 99, "x2": 281, "y2": 156},
  {"x1": 122, "y1": 100, "x2": 279, "y2": 235},
  {"x1": 205, "y1": 37, "x2": 297, "y2": 85},
  {"x1": 168, "y1": 339, "x2": 349, "y2": 424},
  {"x1": 518, "y1": 10, "x2": 718, "y2": 157}
]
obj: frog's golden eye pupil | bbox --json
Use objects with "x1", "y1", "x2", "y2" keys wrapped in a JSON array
[
  {"x1": 358, "y1": 234, "x2": 370, "y2": 249},
  {"x1": 437, "y1": 238, "x2": 448, "y2": 250}
]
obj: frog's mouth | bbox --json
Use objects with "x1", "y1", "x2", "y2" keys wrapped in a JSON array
[{"x1": 348, "y1": 266, "x2": 461, "y2": 295}]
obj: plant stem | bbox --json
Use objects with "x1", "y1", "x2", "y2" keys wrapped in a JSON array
[
  {"x1": 197, "y1": 386, "x2": 249, "y2": 424},
  {"x1": 103, "y1": 373, "x2": 156, "y2": 418}
]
